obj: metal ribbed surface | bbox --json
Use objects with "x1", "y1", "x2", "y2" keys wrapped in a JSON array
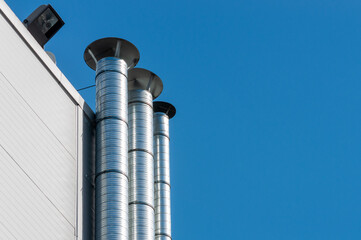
[
  {"x1": 95, "y1": 57, "x2": 129, "y2": 240},
  {"x1": 96, "y1": 57, "x2": 128, "y2": 123},
  {"x1": 129, "y1": 204, "x2": 155, "y2": 240},
  {"x1": 153, "y1": 112, "x2": 172, "y2": 240},
  {"x1": 128, "y1": 89, "x2": 155, "y2": 240},
  {"x1": 96, "y1": 173, "x2": 128, "y2": 239},
  {"x1": 129, "y1": 151, "x2": 155, "y2": 204}
]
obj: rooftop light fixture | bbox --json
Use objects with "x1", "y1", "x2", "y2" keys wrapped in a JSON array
[{"x1": 23, "y1": 4, "x2": 64, "y2": 47}]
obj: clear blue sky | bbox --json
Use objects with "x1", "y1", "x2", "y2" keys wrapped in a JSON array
[{"x1": 6, "y1": 0, "x2": 361, "y2": 239}]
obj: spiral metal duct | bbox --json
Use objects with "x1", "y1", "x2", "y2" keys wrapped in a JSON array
[
  {"x1": 95, "y1": 58, "x2": 129, "y2": 240},
  {"x1": 84, "y1": 38, "x2": 140, "y2": 240},
  {"x1": 153, "y1": 102, "x2": 176, "y2": 240},
  {"x1": 128, "y1": 68, "x2": 163, "y2": 240}
]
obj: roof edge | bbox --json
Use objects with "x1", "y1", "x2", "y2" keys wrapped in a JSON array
[{"x1": 0, "y1": 0, "x2": 95, "y2": 120}]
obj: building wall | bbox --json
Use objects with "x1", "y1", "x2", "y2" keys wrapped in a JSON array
[{"x1": 0, "y1": 1, "x2": 94, "y2": 239}]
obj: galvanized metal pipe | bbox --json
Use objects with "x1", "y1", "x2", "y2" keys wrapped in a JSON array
[
  {"x1": 84, "y1": 38, "x2": 140, "y2": 240},
  {"x1": 153, "y1": 102, "x2": 176, "y2": 240},
  {"x1": 128, "y1": 68, "x2": 163, "y2": 240},
  {"x1": 95, "y1": 57, "x2": 129, "y2": 240}
]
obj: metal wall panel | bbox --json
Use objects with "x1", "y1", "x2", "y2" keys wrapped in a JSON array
[
  {"x1": 0, "y1": 222, "x2": 17, "y2": 240},
  {"x1": 0, "y1": 72, "x2": 80, "y2": 239},
  {"x1": 0, "y1": 4, "x2": 96, "y2": 239},
  {"x1": 0, "y1": 146, "x2": 75, "y2": 240},
  {"x1": 0, "y1": 12, "x2": 77, "y2": 158},
  {"x1": 0, "y1": 72, "x2": 76, "y2": 225}
]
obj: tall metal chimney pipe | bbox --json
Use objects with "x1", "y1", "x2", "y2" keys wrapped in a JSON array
[
  {"x1": 128, "y1": 68, "x2": 163, "y2": 240},
  {"x1": 84, "y1": 37, "x2": 140, "y2": 240},
  {"x1": 153, "y1": 101, "x2": 176, "y2": 240}
]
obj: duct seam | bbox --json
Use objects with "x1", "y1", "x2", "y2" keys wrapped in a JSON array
[
  {"x1": 128, "y1": 100, "x2": 153, "y2": 108},
  {"x1": 96, "y1": 69, "x2": 128, "y2": 78},
  {"x1": 95, "y1": 169, "x2": 129, "y2": 180},
  {"x1": 96, "y1": 116, "x2": 128, "y2": 124},
  {"x1": 129, "y1": 201, "x2": 155, "y2": 210},
  {"x1": 154, "y1": 180, "x2": 171, "y2": 187},
  {"x1": 155, "y1": 233, "x2": 172, "y2": 239},
  {"x1": 153, "y1": 132, "x2": 170, "y2": 139},
  {"x1": 128, "y1": 148, "x2": 154, "y2": 157}
]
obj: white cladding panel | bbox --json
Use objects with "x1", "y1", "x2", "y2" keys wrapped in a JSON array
[
  {"x1": 0, "y1": 12, "x2": 77, "y2": 158},
  {"x1": 0, "y1": 73, "x2": 76, "y2": 226},
  {"x1": 0, "y1": 3, "x2": 95, "y2": 240},
  {"x1": 0, "y1": 146, "x2": 75, "y2": 239}
]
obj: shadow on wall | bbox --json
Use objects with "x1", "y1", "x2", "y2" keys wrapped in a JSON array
[{"x1": 82, "y1": 111, "x2": 95, "y2": 240}]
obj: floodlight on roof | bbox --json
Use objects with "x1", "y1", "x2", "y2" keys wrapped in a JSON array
[{"x1": 23, "y1": 4, "x2": 64, "y2": 47}]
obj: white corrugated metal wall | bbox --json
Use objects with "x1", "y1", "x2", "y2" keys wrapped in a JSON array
[{"x1": 0, "y1": 1, "x2": 95, "y2": 239}]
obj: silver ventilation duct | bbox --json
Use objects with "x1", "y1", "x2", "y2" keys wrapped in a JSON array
[
  {"x1": 84, "y1": 37, "x2": 140, "y2": 240},
  {"x1": 128, "y1": 68, "x2": 163, "y2": 240},
  {"x1": 153, "y1": 102, "x2": 176, "y2": 240}
]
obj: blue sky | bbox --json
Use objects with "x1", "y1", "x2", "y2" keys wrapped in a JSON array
[{"x1": 6, "y1": 0, "x2": 361, "y2": 239}]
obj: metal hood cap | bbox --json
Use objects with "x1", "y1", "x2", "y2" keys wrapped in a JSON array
[
  {"x1": 128, "y1": 68, "x2": 163, "y2": 99},
  {"x1": 84, "y1": 37, "x2": 140, "y2": 70},
  {"x1": 153, "y1": 101, "x2": 176, "y2": 119}
]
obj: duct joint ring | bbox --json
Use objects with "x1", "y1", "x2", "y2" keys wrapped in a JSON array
[
  {"x1": 95, "y1": 169, "x2": 129, "y2": 181},
  {"x1": 128, "y1": 148, "x2": 154, "y2": 157},
  {"x1": 155, "y1": 180, "x2": 171, "y2": 188},
  {"x1": 129, "y1": 201, "x2": 155, "y2": 211},
  {"x1": 95, "y1": 116, "x2": 128, "y2": 125},
  {"x1": 96, "y1": 69, "x2": 128, "y2": 78},
  {"x1": 155, "y1": 233, "x2": 172, "y2": 239},
  {"x1": 128, "y1": 99, "x2": 153, "y2": 109}
]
